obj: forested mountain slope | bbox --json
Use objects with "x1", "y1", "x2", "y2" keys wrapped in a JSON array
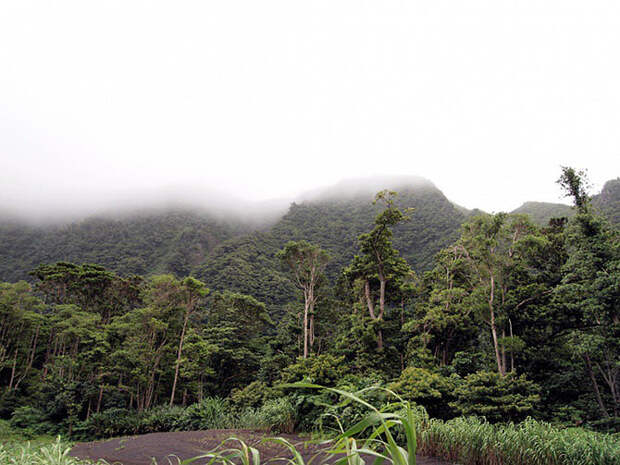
[
  {"x1": 0, "y1": 210, "x2": 251, "y2": 282},
  {"x1": 511, "y1": 201, "x2": 575, "y2": 225},
  {"x1": 593, "y1": 177, "x2": 620, "y2": 225},
  {"x1": 510, "y1": 178, "x2": 620, "y2": 227},
  {"x1": 195, "y1": 178, "x2": 466, "y2": 309},
  {"x1": 2, "y1": 176, "x2": 617, "y2": 289}
]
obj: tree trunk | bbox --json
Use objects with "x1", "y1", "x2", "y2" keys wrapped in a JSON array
[
  {"x1": 170, "y1": 314, "x2": 189, "y2": 406},
  {"x1": 364, "y1": 280, "x2": 376, "y2": 319},
  {"x1": 303, "y1": 299, "x2": 309, "y2": 358},
  {"x1": 309, "y1": 313, "x2": 315, "y2": 349},
  {"x1": 97, "y1": 384, "x2": 104, "y2": 413},
  {"x1": 378, "y1": 277, "x2": 386, "y2": 320},
  {"x1": 489, "y1": 276, "x2": 505, "y2": 376},
  {"x1": 584, "y1": 353, "x2": 610, "y2": 418}
]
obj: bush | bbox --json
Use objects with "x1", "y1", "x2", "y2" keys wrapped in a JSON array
[
  {"x1": 140, "y1": 405, "x2": 185, "y2": 433},
  {"x1": 280, "y1": 354, "x2": 349, "y2": 386},
  {"x1": 450, "y1": 371, "x2": 540, "y2": 423},
  {"x1": 258, "y1": 398, "x2": 296, "y2": 433},
  {"x1": 9, "y1": 406, "x2": 57, "y2": 437},
  {"x1": 76, "y1": 408, "x2": 142, "y2": 439},
  {"x1": 230, "y1": 381, "x2": 273, "y2": 410},
  {"x1": 389, "y1": 367, "x2": 457, "y2": 419},
  {"x1": 176, "y1": 397, "x2": 233, "y2": 430}
]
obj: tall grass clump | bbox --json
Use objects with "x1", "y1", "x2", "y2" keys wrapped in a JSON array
[
  {"x1": 0, "y1": 437, "x2": 97, "y2": 465},
  {"x1": 187, "y1": 385, "x2": 618, "y2": 465},
  {"x1": 417, "y1": 416, "x2": 620, "y2": 465}
]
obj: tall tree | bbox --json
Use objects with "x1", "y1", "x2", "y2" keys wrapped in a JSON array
[
  {"x1": 277, "y1": 241, "x2": 330, "y2": 358},
  {"x1": 145, "y1": 275, "x2": 209, "y2": 407},
  {"x1": 453, "y1": 213, "x2": 543, "y2": 376},
  {"x1": 555, "y1": 167, "x2": 619, "y2": 418},
  {"x1": 345, "y1": 190, "x2": 412, "y2": 350}
]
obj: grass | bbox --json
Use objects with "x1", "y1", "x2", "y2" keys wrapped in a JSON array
[
  {"x1": 2, "y1": 389, "x2": 618, "y2": 465},
  {"x1": 185, "y1": 384, "x2": 619, "y2": 465},
  {"x1": 0, "y1": 437, "x2": 99, "y2": 465},
  {"x1": 0, "y1": 420, "x2": 100, "y2": 465},
  {"x1": 417, "y1": 416, "x2": 620, "y2": 465}
]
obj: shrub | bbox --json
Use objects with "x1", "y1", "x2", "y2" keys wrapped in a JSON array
[
  {"x1": 176, "y1": 397, "x2": 233, "y2": 430},
  {"x1": 140, "y1": 405, "x2": 185, "y2": 433},
  {"x1": 280, "y1": 354, "x2": 349, "y2": 386},
  {"x1": 8, "y1": 406, "x2": 57, "y2": 437},
  {"x1": 76, "y1": 408, "x2": 141, "y2": 439},
  {"x1": 230, "y1": 381, "x2": 272, "y2": 410},
  {"x1": 258, "y1": 398, "x2": 296, "y2": 433},
  {"x1": 450, "y1": 370, "x2": 541, "y2": 423},
  {"x1": 389, "y1": 367, "x2": 457, "y2": 419}
]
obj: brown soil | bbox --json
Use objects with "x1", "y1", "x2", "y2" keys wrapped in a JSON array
[{"x1": 70, "y1": 429, "x2": 452, "y2": 465}]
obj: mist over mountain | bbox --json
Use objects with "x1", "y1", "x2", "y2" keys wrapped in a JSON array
[{"x1": 1, "y1": 175, "x2": 618, "y2": 288}]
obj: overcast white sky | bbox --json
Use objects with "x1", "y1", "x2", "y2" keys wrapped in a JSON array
[{"x1": 1, "y1": 1, "x2": 619, "y2": 219}]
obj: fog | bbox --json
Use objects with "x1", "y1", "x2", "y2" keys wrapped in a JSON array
[{"x1": 1, "y1": 1, "x2": 619, "y2": 223}]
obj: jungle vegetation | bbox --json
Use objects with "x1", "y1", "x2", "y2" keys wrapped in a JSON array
[{"x1": 0, "y1": 168, "x2": 618, "y2": 449}]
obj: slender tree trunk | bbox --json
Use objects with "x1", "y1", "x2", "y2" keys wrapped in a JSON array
[
  {"x1": 309, "y1": 313, "x2": 315, "y2": 349},
  {"x1": 303, "y1": 299, "x2": 309, "y2": 358},
  {"x1": 489, "y1": 276, "x2": 505, "y2": 376},
  {"x1": 364, "y1": 280, "x2": 376, "y2": 319},
  {"x1": 501, "y1": 329, "x2": 507, "y2": 375},
  {"x1": 15, "y1": 325, "x2": 39, "y2": 390},
  {"x1": 509, "y1": 319, "x2": 515, "y2": 373},
  {"x1": 378, "y1": 277, "x2": 386, "y2": 319},
  {"x1": 170, "y1": 314, "x2": 189, "y2": 406},
  {"x1": 7, "y1": 349, "x2": 17, "y2": 391},
  {"x1": 584, "y1": 353, "x2": 609, "y2": 418},
  {"x1": 97, "y1": 385, "x2": 104, "y2": 413}
]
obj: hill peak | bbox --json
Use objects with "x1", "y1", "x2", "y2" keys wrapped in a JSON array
[{"x1": 297, "y1": 175, "x2": 438, "y2": 202}]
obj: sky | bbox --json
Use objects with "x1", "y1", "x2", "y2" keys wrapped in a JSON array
[{"x1": 1, "y1": 1, "x2": 619, "y2": 220}]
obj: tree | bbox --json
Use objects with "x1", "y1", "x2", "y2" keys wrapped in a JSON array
[
  {"x1": 277, "y1": 241, "x2": 330, "y2": 358},
  {"x1": 30, "y1": 262, "x2": 143, "y2": 325},
  {"x1": 204, "y1": 291, "x2": 273, "y2": 395},
  {"x1": 451, "y1": 213, "x2": 546, "y2": 376},
  {"x1": 0, "y1": 281, "x2": 45, "y2": 394},
  {"x1": 406, "y1": 247, "x2": 477, "y2": 366},
  {"x1": 555, "y1": 167, "x2": 619, "y2": 418},
  {"x1": 450, "y1": 370, "x2": 541, "y2": 423},
  {"x1": 144, "y1": 275, "x2": 210, "y2": 407},
  {"x1": 344, "y1": 190, "x2": 412, "y2": 350}
]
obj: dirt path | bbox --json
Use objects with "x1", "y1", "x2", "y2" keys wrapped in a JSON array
[{"x1": 70, "y1": 430, "x2": 453, "y2": 465}]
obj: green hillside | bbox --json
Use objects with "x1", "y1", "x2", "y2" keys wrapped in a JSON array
[
  {"x1": 195, "y1": 179, "x2": 466, "y2": 309},
  {"x1": 511, "y1": 178, "x2": 620, "y2": 228},
  {"x1": 1, "y1": 176, "x2": 617, "y2": 291},
  {"x1": 593, "y1": 178, "x2": 620, "y2": 225},
  {"x1": 511, "y1": 201, "x2": 575, "y2": 225},
  {"x1": 0, "y1": 210, "x2": 250, "y2": 282}
]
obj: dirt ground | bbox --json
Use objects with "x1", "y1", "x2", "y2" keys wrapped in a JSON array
[{"x1": 70, "y1": 429, "x2": 453, "y2": 465}]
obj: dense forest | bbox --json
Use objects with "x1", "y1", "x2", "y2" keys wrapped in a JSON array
[{"x1": 0, "y1": 169, "x2": 618, "y2": 443}]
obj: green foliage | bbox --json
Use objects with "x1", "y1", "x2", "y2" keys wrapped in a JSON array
[
  {"x1": 389, "y1": 367, "x2": 457, "y2": 419},
  {"x1": 512, "y1": 201, "x2": 575, "y2": 226},
  {"x1": 417, "y1": 416, "x2": 620, "y2": 465},
  {"x1": 280, "y1": 354, "x2": 349, "y2": 386},
  {"x1": 0, "y1": 437, "x2": 97, "y2": 465},
  {"x1": 255, "y1": 397, "x2": 296, "y2": 433},
  {"x1": 593, "y1": 178, "x2": 620, "y2": 226},
  {"x1": 0, "y1": 210, "x2": 248, "y2": 282},
  {"x1": 175, "y1": 397, "x2": 234, "y2": 431},
  {"x1": 450, "y1": 371, "x2": 541, "y2": 423},
  {"x1": 8, "y1": 407, "x2": 55, "y2": 438},
  {"x1": 0, "y1": 171, "x2": 619, "y2": 442},
  {"x1": 230, "y1": 381, "x2": 273, "y2": 410}
]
